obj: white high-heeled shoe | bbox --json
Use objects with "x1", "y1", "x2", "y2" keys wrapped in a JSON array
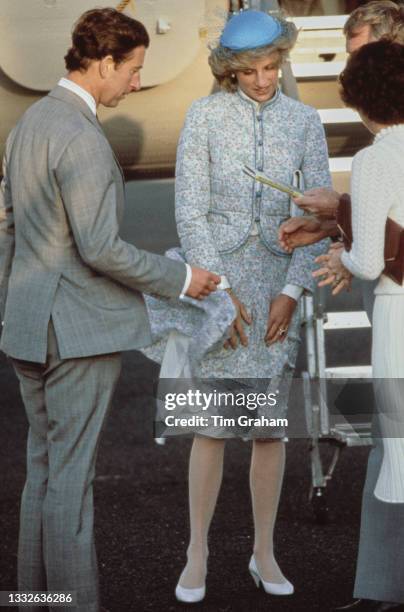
[
  {"x1": 175, "y1": 582, "x2": 206, "y2": 603},
  {"x1": 248, "y1": 555, "x2": 294, "y2": 596}
]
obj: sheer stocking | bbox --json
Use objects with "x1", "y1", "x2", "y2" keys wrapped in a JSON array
[
  {"x1": 178, "y1": 435, "x2": 225, "y2": 589},
  {"x1": 250, "y1": 440, "x2": 286, "y2": 583}
]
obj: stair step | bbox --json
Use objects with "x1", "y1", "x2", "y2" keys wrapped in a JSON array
[
  {"x1": 290, "y1": 15, "x2": 348, "y2": 30},
  {"x1": 323, "y1": 311, "x2": 371, "y2": 330},
  {"x1": 319, "y1": 108, "x2": 360, "y2": 124},
  {"x1": 329, "y1": 157, "x2": 352, "y2": 172},
  {"x1": 325, "y1": 365, "x2": 372, "y2": 379},
  {"x1": 292, "y1": 61, "x2": 345, "y2": 80}
]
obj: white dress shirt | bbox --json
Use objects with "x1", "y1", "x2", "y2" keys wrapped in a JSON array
[{"x1": 58, "y1": 77, "x2": 97, "y2": 115}]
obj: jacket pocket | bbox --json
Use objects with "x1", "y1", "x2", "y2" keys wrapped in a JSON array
[{"x1": 260, "y1": 215, "x2": 292, "y2": 258}]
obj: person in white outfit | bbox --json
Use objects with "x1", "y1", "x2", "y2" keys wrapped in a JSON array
[
  {"x1": 314, "y1": 40, "x2": 404, "y2": 512},
  {"x1": 278, "y1": 4, "x2": 404, "y2": 609}
]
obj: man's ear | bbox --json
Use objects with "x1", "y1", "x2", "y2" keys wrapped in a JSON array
[{"x1": 99, "y1": 55, "x2": 115, "y2": 79}]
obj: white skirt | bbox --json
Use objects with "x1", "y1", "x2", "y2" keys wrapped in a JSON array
[{"x1": 372, "y1": 294, "x2": 404, "y2": 503}]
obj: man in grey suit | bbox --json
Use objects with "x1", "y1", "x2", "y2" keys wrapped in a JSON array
[
  {"x1": 0, "y1": 8, "x2": 221, "y2": 611},
  {"x1": 278, "y1": 4, "x2": 404, "y2": 610}
]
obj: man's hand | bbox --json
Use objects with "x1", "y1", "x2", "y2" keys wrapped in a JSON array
[
  {"x1": 224, "y1": 290, "x2": 252, "y2": 350},
  {"x1": 293, "y1": 188, "x2": 340, "y2": 218},
  {"x1": 279, "y1": 216, "x2": 325, "y2": 252},
  {"x1": 265, "y1": 294, "x2": 297, "y2": 345},
  {"x1": 186, "y1": 268, "x2": 221, "y2": 300},
  {"x1": 279, "y1": 216, "x2": 341, "y2": 252}
]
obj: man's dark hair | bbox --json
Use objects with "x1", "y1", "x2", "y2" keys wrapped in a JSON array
[
  {"x1": 64, "y1": 8, "x2": 150, "y2": 72},
  {"x1": 339, "y1": 40, "x2": 404, "y2": 124}
]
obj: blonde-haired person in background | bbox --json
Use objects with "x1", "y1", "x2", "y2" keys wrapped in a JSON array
[{"x1": 344, "y1": 0, "x2": 404, "y2": 45}]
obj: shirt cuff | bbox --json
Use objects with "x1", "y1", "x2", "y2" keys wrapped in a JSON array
[
  {"x1": 179, "y1": 264, "x2": 192, "y2": 299},
  {"x1": 340, "y1": 250, "x2": 362, "y2": 278},
  {"x1": 218, "y1": 275, "x2": 231, "y2": 290},
  {"x1": 281, "y1": 284, "x2": 304, "y2": 302}
]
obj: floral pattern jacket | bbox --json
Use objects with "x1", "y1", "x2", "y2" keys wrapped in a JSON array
[{"x1": 175, "y1": 88, "x2": 331, "y2": 293}]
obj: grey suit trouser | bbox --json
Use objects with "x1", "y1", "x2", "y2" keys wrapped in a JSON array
[
  {"x1": 354, "y1": 280, "x2": 404, "y2": 603},
  {"x1": 12, "y1": 322, "x2": 122, "y2": 612}
]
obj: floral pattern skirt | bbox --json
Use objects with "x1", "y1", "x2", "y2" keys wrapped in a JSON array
[
  {"x1": 178, "y1": 236, "x2": 302, "y2": 440},
  {"x1": 197, "y1": 236, "x2": 301, "y2": 379}
]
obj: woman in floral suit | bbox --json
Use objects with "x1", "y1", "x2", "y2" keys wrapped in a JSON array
[{"x1": 174, "y1": 10, "x2": 331, "y2": 603}]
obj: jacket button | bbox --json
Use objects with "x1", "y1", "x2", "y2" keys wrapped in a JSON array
[{"x1": 258, "y1": 140, "x2": 263, "y2": 146}]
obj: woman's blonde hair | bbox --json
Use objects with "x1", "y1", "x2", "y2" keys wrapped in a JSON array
[
  {"x1": 208, "y1": 18, "x2": 297, "y2": 93},
  {"x1": 344, "y1": 1, "x2": 404, "y2": 45}
]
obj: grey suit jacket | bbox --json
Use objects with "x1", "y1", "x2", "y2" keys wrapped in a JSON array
[{"x1": 0, "y1": 86, "x2": 186, "y2": 363}]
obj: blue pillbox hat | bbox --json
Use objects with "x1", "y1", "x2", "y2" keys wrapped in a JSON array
[{"x1": 220, "y1": 10, "x2": 282, "y2": 51}]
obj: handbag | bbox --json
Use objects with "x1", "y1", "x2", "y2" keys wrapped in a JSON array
[{"x1": 336, "y1": 194, "x2": 404, "y2": 285}]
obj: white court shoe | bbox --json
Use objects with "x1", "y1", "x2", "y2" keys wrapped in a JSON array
[
  {"x1": 175, "y1": 582, "x2": 206, "y2": 603},
  {"x1": 249, "y1": 555, "x2": 294, "y2": 596}
]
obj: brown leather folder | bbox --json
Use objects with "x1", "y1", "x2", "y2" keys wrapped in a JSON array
[{"x1": 336, "y1": 193, "x2": 404, "y2": 285}]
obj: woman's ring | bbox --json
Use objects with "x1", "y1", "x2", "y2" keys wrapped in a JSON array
[{"x1": 278, "y1": 327, "x2": 287, "y2": 335}]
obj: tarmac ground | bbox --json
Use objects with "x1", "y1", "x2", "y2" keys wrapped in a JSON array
[{"x1": 0, "y1": 349, "x2": 370, "y2": 612}]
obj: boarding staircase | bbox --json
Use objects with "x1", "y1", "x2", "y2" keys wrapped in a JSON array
[
  {"x1": 288, "y1": 14, "x2": 373, "y2": 191},
  {"x1": 285, "y1": 14, "x2": 375, "y2": 522}
]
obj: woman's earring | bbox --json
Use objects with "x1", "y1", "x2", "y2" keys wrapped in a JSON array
[{"x1": 231, "y1": 73, "x2": 236, "y2": 79}]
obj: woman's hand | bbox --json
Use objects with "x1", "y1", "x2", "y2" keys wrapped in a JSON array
[
  {"x1": 265, "y1": 294, "x2": 297, "y2": 345},
  {"x1": 313, "y1": 243, "x2": 352, "y2": 295},
  {"x1": 224, "y1": 289, "x2": 252, "y2": 350}
]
